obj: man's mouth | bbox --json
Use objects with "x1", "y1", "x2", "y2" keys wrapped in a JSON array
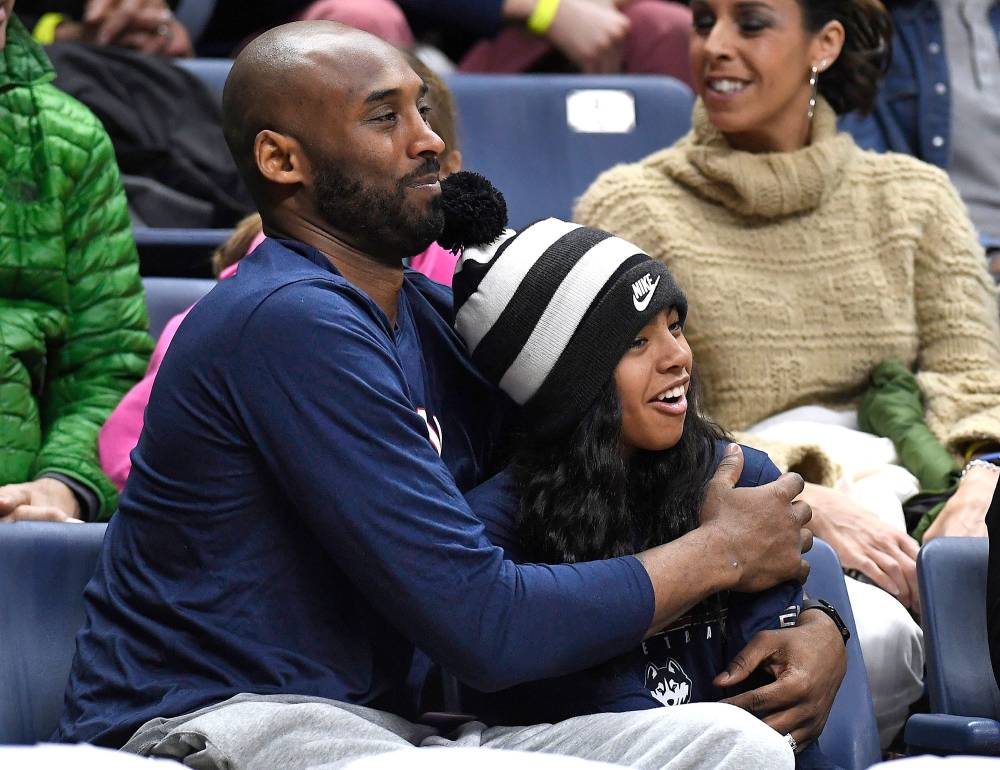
[{"x1": 407, "y1": 174, "x2": 440, "y2": 189}]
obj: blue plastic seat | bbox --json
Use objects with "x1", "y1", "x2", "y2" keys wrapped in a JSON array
[
  {"x1": 804, "y1": 539, "x2": 882, "y2": 770},
  {"x1": 174, "y1": 57, "x2": 232, "y2": 104},
  {"x1": 446, "y1": 74, "x2": 693, "y2": 229},
  {"x1": 0, "y1": 523, "x2": 107, "y2": 744},
  {"x1": 142, "y1": 276, "x2": 217, "y2": 340},
  {"x1": 904, "y1": 537, "x2": 1000, "y2": 756}
]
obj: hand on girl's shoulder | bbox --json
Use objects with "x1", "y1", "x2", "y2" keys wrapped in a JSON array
[{"x1": 711, "y1": 440, "x2": 781, "y2": 488}]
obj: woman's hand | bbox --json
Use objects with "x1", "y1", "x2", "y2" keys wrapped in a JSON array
[
  {"x1": 801, "y1": 482, "x2": 920, "y2": 612},
  {"x1": 546, "y1": 0, "x2": 630, "y2": 73},
  {"x1": 923, "y1": 464, "x2": 996, "y2": 541},
  {"x1": 715, "y1": 610, "x2": 847, "y2": 750}
]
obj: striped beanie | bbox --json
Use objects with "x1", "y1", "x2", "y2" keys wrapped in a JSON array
[{"x1": 453, "y1": 218, "x2": 687, "y2": 439}]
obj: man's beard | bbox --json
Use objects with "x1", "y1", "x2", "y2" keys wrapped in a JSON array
[{"x1": 312, "y1": 157, "x2": 445, "y2": 267}]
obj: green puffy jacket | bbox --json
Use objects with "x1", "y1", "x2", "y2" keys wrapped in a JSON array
[{"x1": 0, "y1": 16, "x2": 152, "y2": 520}]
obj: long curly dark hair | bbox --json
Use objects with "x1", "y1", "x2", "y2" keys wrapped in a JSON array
[{"x1": 513, "y1": 373, "x2": 728, "y2": 564}]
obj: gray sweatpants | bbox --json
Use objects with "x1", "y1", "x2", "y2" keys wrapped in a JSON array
[{"x1": 122, "y1": 693, "x2": 793, "y2": 770}]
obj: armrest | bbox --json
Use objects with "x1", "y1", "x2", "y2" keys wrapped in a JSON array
[{"x1": 904, "y1": 714, "x2": 1000, "y2": 756}]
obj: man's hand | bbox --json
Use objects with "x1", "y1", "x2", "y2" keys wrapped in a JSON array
[
  {"x1": 923, "y1": 464, "x2": 995, "y2": 541},
  {"x1": 546, "y1": 0, "x2": 630, "y2": 73},
  {"x1": 700, "y1": 445, "x2": 813, "y2": 593},
  {"x1": 802, "y1": 482, "x2": 920, "y2": 612},
  {"x1": 715, "y1": 609, "x2": 847, "y2": 750},
  {"x1": 0, "y1": 478, "x2": 83, "y2": 523},
  {"x1": 83, "y1": 0, "x2": 194, "y2": 57}
]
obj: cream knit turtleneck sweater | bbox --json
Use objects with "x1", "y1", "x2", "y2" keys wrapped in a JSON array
[{"x1": 575, "y1": 99, "x2": 1000, "y2": 482}]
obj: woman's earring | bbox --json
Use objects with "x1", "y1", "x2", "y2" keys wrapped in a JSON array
[{"x1": 807, "y1": 65, "x2": 820, "y2": 120}]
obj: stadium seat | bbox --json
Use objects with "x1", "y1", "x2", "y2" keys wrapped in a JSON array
[
  {"x1": 0, "y1": 522, "x2": 107, "y2": 744},
  {"x1": 446, "y1": 74, "x2": 694, "y2": 229},
  {"x1": 143, "y1": 276, "x2": 217, "y2": 340},
  {"x1": 804, "y1": 539, "x2": 882, "y2": 770},
  {"x1": 174, "y1": 58, "x2": 232, "y2": 104},
  {"x1": 904, "y1": 538, "x2": 1000, "y2": 756}
]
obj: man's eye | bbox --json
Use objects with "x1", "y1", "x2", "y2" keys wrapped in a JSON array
[
  {"x1": 419, "y1": 105, "x2": 433, "y2": 123},
  {"x1": 374, "y1": 111, "x2": 398, "y2": 123}
]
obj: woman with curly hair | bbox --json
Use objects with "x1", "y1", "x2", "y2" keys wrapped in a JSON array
[
  {"x1": 574, "y1": 0, "x2": 1000, "y2": 745},
  {"x1": 454, "y1": 219, "x2": 842, "y2": 767}
]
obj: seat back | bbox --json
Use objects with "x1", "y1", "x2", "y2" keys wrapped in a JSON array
[
  {"x1": 446, "y1": 74, "x2": 693, "y2": 229},
  {"x1": 0, "y1": 523, "x2": 107, "y2": 744},
  {"x1": 918, "y1": 537, "x2": 1000, "y2": 718},
  {"x1": 143, "y1": 276, "x2": 217, "y2": 340},
  {"x1": 805, "y1": 539, "x2": 882, "y2": 770},
  {"x1": 174, "y1": 57, "x2": 232, "y2": 104}
]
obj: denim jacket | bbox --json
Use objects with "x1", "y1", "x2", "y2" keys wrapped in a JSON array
[{"x1": 841, "y1": 0, "x2": 1000, "y2": 247}]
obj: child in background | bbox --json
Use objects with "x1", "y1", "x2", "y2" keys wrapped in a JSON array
[{"x1": 98, "y1": 51, "x2": 465, "y2": 490}]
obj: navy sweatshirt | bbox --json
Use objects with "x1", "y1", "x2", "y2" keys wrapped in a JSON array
[
  {"x1": 55, "y1": 239, "x2": 654, "y2": 747},
  {"x1": 462, "y1": 444, "x2": 804, "y2": 725}
]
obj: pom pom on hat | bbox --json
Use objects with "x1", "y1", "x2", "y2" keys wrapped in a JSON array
[
  {"x1": 453, "y1": 218, "x2": 687, "y2": 439},
  {"x1": 438, "y1": 171, "x2": 508, "y2": 253}
]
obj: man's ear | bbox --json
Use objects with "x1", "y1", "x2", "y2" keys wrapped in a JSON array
[{"x1": 254, "y1": 129, "x2": 306, "y2": 186}]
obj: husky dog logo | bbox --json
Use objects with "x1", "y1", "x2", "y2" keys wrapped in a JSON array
[
  {"x1": 646, "y1": 658, "x2": 692, "y2": 707},
  {"x1": 631, "y1": 273, "x2": 661, "y2": 312}
]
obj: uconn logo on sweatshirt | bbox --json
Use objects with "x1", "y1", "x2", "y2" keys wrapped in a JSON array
[{"x1": 416, "y1": 408, "x2": 443, "y2": 456}]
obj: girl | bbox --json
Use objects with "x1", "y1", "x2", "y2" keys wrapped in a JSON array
[{"x1": 454, "y1": 218, "x2": 838, "y2": 767}]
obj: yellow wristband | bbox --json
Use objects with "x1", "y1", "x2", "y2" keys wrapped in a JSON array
[
  {"x1": 33, "y1": 13, "x2": 66, "y2": 45},
  {"x1": 526, "y1": 0, "x2": 562, "y2": 35}
]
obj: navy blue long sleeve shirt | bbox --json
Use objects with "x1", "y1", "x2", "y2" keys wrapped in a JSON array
[{"x1": 55, "y1": 239, "x2": 654, "y2": 747}]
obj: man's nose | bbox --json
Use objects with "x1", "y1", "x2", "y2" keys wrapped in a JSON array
[{"x1": 410, "y1": 113, "x2": 445, "y2": 159}]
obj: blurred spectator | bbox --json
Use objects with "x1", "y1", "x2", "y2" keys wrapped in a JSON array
[
  {"x1": 0, "y1": 4, "x2": 151, "y2": 523},
  {"x1": 843, "y1": 0, "x2": 1000, "y2": 264},
  {"x1": 401, "y1": 0, "x2": 694, "y2": 81},
  {"x1": 15, "y1": 0, "x2": 413, "y2": 57},
  {"x1": 576, "y1": 0, "x2": 1000, "y2": 747},
  {"x1": 97, "y1": 51, "x2": 464, "y2": 490}
]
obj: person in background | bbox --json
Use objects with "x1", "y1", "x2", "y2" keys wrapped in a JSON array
[
  {"x1": 401, "y1": 0, "x2": 695, "y2": 82},
  {"x1": 0, "y1": 1, "x2": 151, "y2": 523},
  {"x1": 15, "y1": 0, "x2": 413, "y2": 56},
  {"x1": 97, "y1": 50, "x2": 465, "y2": 491},
  {"x1": 576, "y1": 0, "x2": 1000, "y2": 747},
  {"x1": 843, "y1": 0, "x2": 1000, "y2": 269}
]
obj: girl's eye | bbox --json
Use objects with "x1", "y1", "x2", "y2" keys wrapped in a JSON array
[{"x1": 628, "y1": 336, "x2": 647, "y2": 350}]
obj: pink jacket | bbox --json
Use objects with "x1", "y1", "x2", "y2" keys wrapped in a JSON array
[{"x1": 98, "y1": 239, "x2": 459, "y2": 490}]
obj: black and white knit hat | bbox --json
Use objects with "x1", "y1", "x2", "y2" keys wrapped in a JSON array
[{"x1": 453, "y1": 217, "x2": 687, "y2": 439}]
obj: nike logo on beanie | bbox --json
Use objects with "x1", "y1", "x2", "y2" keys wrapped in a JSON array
[{"x1": 632, "y1": 273, "x2": 661, "y2": 312}]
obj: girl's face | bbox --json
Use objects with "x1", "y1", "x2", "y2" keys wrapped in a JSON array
[
  {"x1": 614, "y1": 308, "x2": 692, "y2": 454},
  {"x1": 688, "y1": 0, "x2": 843, "y2": 152}
]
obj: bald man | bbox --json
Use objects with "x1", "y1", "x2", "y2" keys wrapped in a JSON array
[{"x1": 53, "y1": 23, "x2": 834, "y2": 769}]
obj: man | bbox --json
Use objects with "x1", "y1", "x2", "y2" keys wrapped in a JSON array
[
  {"x1": 844, "y1": 0, "x2": 1000, "y2": 264},
  {"x1": 0, "y1": 1, "x2": 151, "y2": 524},
  {"x1": 56, "y1": 22, "x2": 844, "y2": 768}
]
